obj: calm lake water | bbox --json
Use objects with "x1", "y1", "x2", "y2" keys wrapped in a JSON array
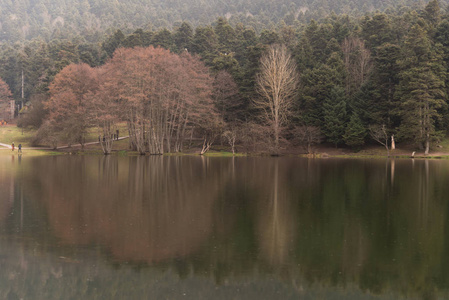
[{"x1": 1, "y1": 155, "x2": 449, "y2": 299}]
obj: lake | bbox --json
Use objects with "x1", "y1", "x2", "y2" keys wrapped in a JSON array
[{"x1": 1, "y1": 155, "x2": 449, "y2": 299}]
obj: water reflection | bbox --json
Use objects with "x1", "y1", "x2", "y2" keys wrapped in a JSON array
[
  {"x1": 0, "y1": 158, "x2": 14, "y2": 226},
  {"x1": 1, "y1": 156, "x2": 449, "y2": 299},
  {"x1": 254, "y1": 159, "x2": 296, "y2": 266},
  {"x1": 28, "y1": 156, "x2": 226, "y2": 264}
]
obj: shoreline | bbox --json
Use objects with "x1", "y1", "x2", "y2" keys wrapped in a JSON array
[
  {"x1": 2, "y1": 146, "x2": 449, "y2": 159},
  {"x1": 1, "y1": 126, "x2": 449, "y2": 159}
]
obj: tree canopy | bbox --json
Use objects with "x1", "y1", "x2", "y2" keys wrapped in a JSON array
[{"x1": 3, "y1": 0, "x2": 449, "y2": 154}]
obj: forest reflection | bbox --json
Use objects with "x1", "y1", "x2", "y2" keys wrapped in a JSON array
[
  {"x1": 0, "y1": 157, "x2": 14, "y2": 226},
  {"x1": 2, "y1": 156, "x2": 449, "y2": 299},
  {"x1": 27, "y1": 156, "x2": 226, "y2": 263}
]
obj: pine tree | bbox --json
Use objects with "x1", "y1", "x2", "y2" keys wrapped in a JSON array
[
  {"x1": 323, "y1": 86, "x2": 347, "y2": 146},
  {"x1": 102, "y1": 30, "x2": 125, "y2": 58},
  {"x1": 300, "y1": 53, "x2": 345, "y2": 127},
  {"x1": 192, "y1": 26, "x2": 219, "y2": 65},
  {"x1": 214, "y1": 17, "x2": 236, "y2": 53},
  {"x1": 361, "y1": 13, "x2": 393, "y2": 52},
  {"x1": 173, "y1": 22, "x2": 193, "y2": 53},
  {"x1": 343, "y1": 113, "x2": 366, "y2": 150},
  {"x1": 421, "y1": 0, "x2": 441, "y2": 30},
  {"x1": 303, "y1": 20, "x2": 329, "y2": 64},
  {"x1": 151, "y1": 28, "x2": 174, "y2": 50},
  {"x1": 396, "y1": 24, "x2": 446, "y2": 154},
  {"x1": 369, "y1": 43, "x2": 401, "y2": 127}
]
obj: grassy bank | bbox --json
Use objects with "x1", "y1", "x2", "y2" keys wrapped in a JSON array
[
  {"x1": 3, "y1": 124, "x2": 449, "y2": 158},
  {"x1": 0, "y1": 149, "x2": 61, "y2": 156},
  {"x1": 0, "y1": 125, "x2": 35, "y2": 147}
]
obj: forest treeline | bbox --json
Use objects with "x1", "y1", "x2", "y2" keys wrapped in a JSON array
[
  {"x1": 1, "y1": 0, "x2": 449, "y2": 154},
  {"x1": 0, "y1": 0, "x2": 439, "y2": 43}
]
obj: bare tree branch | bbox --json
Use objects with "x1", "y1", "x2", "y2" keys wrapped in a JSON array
[{"x1": 253, "y1": 44, "x2": 299, "y2": 153}]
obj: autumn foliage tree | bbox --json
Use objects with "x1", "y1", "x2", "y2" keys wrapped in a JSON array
[
  {"x1": 44, "y1": 63, "x2": 98, "y2": 148},
  {"x1": 211, "y1": 70, "x2": 243, "y2": 151},
  {"x1": 42, "y1": 46, "x2": 217, "y2": 154},
  {"x1": 0, "y1": 77, "x2": 12, "y2": 103},
  {"x1": 212, "y1": 70, "x2": 241, "y2": 123},
  {"x1": 101, "y1": 47, "x2": 154, "y2": 154},
  {"x1": 89, "y1": 64, "x2": 121, "y2": 154},
  {"x1": 0, "y1": 77, "x2": 13, "y2": 121},
  {"x1": 106, "y1": 46, "x2": 217, "y2": 155}
]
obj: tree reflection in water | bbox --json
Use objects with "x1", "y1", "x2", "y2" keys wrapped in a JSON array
[
  {"x1": 0, "y1": 156, "x2": 14, "y2": 226},
  {"x1": 1, "y1": 156, "x2": 449, "y2": 299},
  {"x1": 32, "y1": 156, "x2": 225, "y2": 264},
  {"x1": 254, "y1": 159, "x2": 296, "y2": 266}
]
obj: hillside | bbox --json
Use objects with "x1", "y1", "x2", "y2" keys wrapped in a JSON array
[
  {"x1": 1, "y1": 0, "x2": 449, "y2": 155},
  {"x1": 0, "y1": 0, "x2": 439, "y2": 42}
]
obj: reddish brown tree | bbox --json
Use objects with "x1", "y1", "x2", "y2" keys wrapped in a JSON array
[
  {"x1": 179, "y1": 52, "x2": 219, "y2": 154},
  {"x1": 0, "y1": 78, "x2": 12, "y2": 102},
  {"x1": 212, "y1": 71, "x2": 243, "y2": 153},
  {"x1": 89, "y1": 64, "x2": 121, "y2": 154},
  {"x1": 0, "y1": 78, "x2": 13, "y2": 121},
  {"x1": 41, "y1": 47, "x2": 217, "y2": 154},
  {"x1": 45, "y1": 63, "x2": 98, "y2": 148},
  {"x1": 212, "y1": 70, "x2": 241, "y2": 123},
  {"x1": 106, "y1": 47, "x2": 159, "y2": 154},
  {"x1": 106, "y1": 46, "x2": 216, "y2": 155}
]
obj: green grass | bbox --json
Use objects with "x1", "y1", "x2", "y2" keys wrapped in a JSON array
[
  {"x1": 163, "y1": 152, "x2": 189, "y2": 156},
  {"x1": 0, "y1": 125, "x2": 36, "y2": 147},
  {"x1": 117, "y1": 150, "x2": 128, "y2": 156},
  {"x1": 203, "y1": 151, "x2": 246, "y2": 157},
  {"x1": 4, "y1": 123, "x2": 449, "y2": 159},
  {"x1": 84, "y1": 123, "x2": 129, "y2": 144},
  {"x1": 0, "y1": 124, "x2": 131, "y2": 153},
  {"x1": 162, "y1": 150, "x2": 247, "y2": 157},
  {"x1": 0, "y1": 149, "x2": 63, "y2": 156}
]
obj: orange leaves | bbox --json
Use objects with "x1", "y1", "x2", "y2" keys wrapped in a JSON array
[
  {"x1": 45, "y1": 63, "x2": 99, "y2": 146},
  {"x1": 45, "y1": 46, "x2": 216, "y2": 153},
  {"x1": 47, "y1": 63, "x2": 98, "y2": 120},
  {"x1": 0, "y1": 78, "x2": 12, "y2": 103}
]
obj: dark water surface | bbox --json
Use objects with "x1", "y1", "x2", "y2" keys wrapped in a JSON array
[{"x1": 1, "y1": 155, "x2": 449, "y2": 299}]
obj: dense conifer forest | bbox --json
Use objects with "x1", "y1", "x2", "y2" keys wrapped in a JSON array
[
  {"x1": 1, "y1": 0, "x2": 449, "y2": 154},
  {"x1": 0, "y1": 0, "x2": 440, "y2": 42}
]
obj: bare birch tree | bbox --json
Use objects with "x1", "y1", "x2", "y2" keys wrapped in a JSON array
[
  {"x1": 342, "y1": 36, "x2": 372, "y2": 96},
  {"x1": 253, "y1": 44, "x2": 299, "y2": 153}
]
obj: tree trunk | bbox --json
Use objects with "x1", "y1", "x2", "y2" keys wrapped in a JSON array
[
  {"x1": 200, "y1": 138, "x2": 211, "y2": 155},
  {"x1": 425, "y1": 135, "x2": 430, "y2": 155},
  {"x1": 274, "y1": 122, "x2": 279, "y2": 154}
]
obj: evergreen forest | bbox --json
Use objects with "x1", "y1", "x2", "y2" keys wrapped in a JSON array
[{"x1": 1, "y1": 0, "x2": 449, "y2": 154}]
